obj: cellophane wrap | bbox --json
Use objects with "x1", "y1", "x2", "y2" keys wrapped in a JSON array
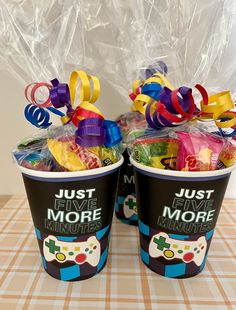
[{"x1": 1, "y1": 0, "x2": 236, "y2": 100}]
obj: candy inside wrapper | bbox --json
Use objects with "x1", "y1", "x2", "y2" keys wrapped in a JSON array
[
  {"x1": 128, "y1": 124, "x2": 236, "y2": 171},
  {"x1": 116, "y1": 112, "x2": 146, "y2": 142},
  {"x1": 133, "y1": 137, "x2": 179, "y2": 170},
  {"x1": 13, "y1": 124, "x2": 121, "y2": 172},
  {"x1": 218, "y1": 139, "x2": 236, "y2": 169},
  {"x1": 176, "y1": 132, "x2": 225, "y2": 171}
]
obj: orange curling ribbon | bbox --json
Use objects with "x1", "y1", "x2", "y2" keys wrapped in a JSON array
[
  {"x1": 132, "y1": 73, "x2": 174, "y2": 115},
  {"x1": 69, "y1": 70, "x2": 104, "y2": 127},
  {"x1": 199, "y1": 89, "x2": 236, "y2": 129}
]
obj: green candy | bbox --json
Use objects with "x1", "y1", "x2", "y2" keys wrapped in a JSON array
[{"x1": 133, "y1": 144, "x2": 150, "y2": 165}]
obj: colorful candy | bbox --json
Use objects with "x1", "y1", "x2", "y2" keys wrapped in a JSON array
[
  {"x1": 176, "y1": 132, "x2": 224, "y2": 171},
  {"x1": 133, "y1": 137, "x2": 179, "y2": 169}
]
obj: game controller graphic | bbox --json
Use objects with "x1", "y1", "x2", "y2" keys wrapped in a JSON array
[
  {"x1": 43, "y1": 235, "x2": 101, "y2": 267},
  {"x1": 149, "y1": 232, "x2": 207, "y2": 266},
  {"x1": 123, "y1": 195, "x2": 137, "y2": 219}
]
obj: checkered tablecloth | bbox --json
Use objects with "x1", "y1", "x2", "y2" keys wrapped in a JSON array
[{"x1": 0, "y1": 196, "x2": 235, "y2": 310}]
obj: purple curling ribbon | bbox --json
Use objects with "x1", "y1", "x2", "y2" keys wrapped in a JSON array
[
  {"x1": 145, "y1": 86, "x2": 195, "y2": 129},
  {"x1": 75, "y1": 118, "x2": 106, "y2": 147},
  {"x1": 50, "y1": 79, "x2": 74, "y2": 119},
  {"x1": 50, "y1": 79, "x2": 70, "y2": 108},
  {"x1": 145, "y1": 61, "x2": 168, "y2": 79}
]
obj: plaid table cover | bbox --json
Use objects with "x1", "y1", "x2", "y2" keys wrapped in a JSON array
[{"x1": 0, "y1": 196, "x2": 235, "y2": 310}]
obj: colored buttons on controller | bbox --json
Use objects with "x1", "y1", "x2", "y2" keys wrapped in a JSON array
[
  {"x1": 93, "y1": 245, "x2": 97, "y2": 250},
  {"x1": 177, "y1": 250, "x2": 183, "y2": 254},
  {"x1": 85, "y1": 248, "x2": 89, "y2": 252},
  {"x1": 183, "y1": 252, "x2": 194, "y2": 262},
  {"x1": 68, "y1": 251, "x2": 74, "y2": 256},
  {"x1": 163, "y1": 249, "x2": 174, "y2": 259},
  {"x1": 56, "y1": 252, "x2": 66, "y2": 262},
  {"x1": 75, "y1": 253, "x2": 87, "y2": 264}
]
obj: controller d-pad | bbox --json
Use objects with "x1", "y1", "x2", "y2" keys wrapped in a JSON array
[
  {"x1": 183, "y1": 252, "x2": 194, "y2": 262},
  {"x1": 153, "y1": 236, "x2": 170, "y2": 251},
  {"x1": 75, "y1": 253, "x2": 87, "y2": 264},
  {"x1": 125, "y1": 197, "x2": 136, "y2": 210},
  {"x1": 45, "y1": 239, "x2": 60, "y2": 254}
]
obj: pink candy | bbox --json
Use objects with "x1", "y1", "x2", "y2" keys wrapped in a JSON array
[{"x1": 176, "y1": 132, "x2": 225, "y2": 171}]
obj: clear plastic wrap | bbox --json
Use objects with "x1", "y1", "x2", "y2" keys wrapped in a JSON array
[
  {"x1": 1, "y1": 1, "x2": 236, "y2": 98},
  {"x1": 1, "y1": 0, "x2": 236, "y2": 173}
]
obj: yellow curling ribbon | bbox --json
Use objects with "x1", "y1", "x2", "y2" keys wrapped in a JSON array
[
  {"x1": 200, "y1": 91, "x2": 236, "y2": 129},
  {"x1": 132, "y1": 79, "x2": 142, "y2": 95},
  {"x1": 132, "y1": 73, "x2": 174, "y2": 115},
  {"x1": 145, "y1": 73, "x2": 174, "y2": 90},
  {"x1": 61, "y1": 115, "x2": 71, "y2": 125},
  {"x1": 69, "y1": 70, "x2": 103, "y2": 122}
]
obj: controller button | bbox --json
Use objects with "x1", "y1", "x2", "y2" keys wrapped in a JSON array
[
  {"x1": 201, "y1": 246, "x2": 205, "y2": 250},
  {"x1": 56, "y1": 252, "x2": 66, "y2": 262},
  {"x1": 197, "y1": 250, "x2": 200, "y2": 254},
  {"x1": 75, "y1": 253, "x2": 87, "y2": 264},
  {"x1": 177, "y1": 250, "x2": 183, "y2": 254},
  {"x1": 85, "y1": 248, "x2": 89, "y2": 252},
  {"x1": 163, "y1": 249, "x2": 174, "y2": 258},
  {"x1": 89, "y1": 250, "x2": 93, "y2": 254},
  {"x1": 68, "y1": 251, "x2": 74, "y2": 256},
  {"x1": 183, "y1": 252, "x2": 194, "y2": 262},
  {"x1": 194, "y1": 247, "x2": 198, "y2": 251},
  {"x1": 93, "y1": 245, "x2": 97, "y2": 250}
]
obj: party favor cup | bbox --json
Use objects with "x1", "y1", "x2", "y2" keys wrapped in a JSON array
[
  {"x1": 115, "y1": 149, "x2": 138, "y2": 225},
  {"x1": 130, "y1": 157, "x2": 235, "y2": 278},
  {"x1": 17, "y1": 157, "x2": 123, "y2": 281}
]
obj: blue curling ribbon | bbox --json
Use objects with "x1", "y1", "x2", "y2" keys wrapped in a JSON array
[
  {"x1": 141, "y1": 83, "x2": 162, "y2": 101},
  {"x1": 47, "y1": 106, "x2": 65, "y2": 117},
  {"x1": 103, "y1": 120, "x2": 122, "y2": 147},
  {"x1": 24, "y1": 104, "x2": 52, "y2": 129}
]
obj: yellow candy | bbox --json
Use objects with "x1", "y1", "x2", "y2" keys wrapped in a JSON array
[{"x1": 47, "y1": 139, "x2": 87, "y2": 171}]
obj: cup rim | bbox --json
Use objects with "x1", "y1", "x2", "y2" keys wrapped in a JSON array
[
  {"x1": 130, "y1": 156, "x2": 236, "y2": 178},
  {"x1": 17, "y1": 156, "x2": 124, "y2": 179}
]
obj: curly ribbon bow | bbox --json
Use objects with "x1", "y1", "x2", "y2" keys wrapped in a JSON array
[
  {"x1": 49, "y1": 78, "x2": 73, "y2": 124},
  {"x1": 198, "y1": 88, "x2": 236, "y2": 129},
  {"x1": 130, "y1": 73, "x2": 174, "y2": 115},
  {"x1": 145, "y1": 86, "x2": 197, "y2": 129},
  {"x1": 144, "y1": 61, "x2": 168, "y2": 79},
  {"x1": 69, "y1": 70, "x2": 104, "y2": 127},
  {"x1": 24, "y1": 82, "x2": 65, "y2": 128},
  {"x1": 75, "y1": 118, "x2": 122, "y2": 147}
]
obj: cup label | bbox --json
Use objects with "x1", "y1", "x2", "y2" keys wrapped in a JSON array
[
  {"x1": 23, "y1": 171, "x2": 119, "y2": 236},
  {"x1": 135, "y1": 170, "x2": 230, "y2": 235},
  {"x1": 117, "y1": 149, "x2": 135, "y2": 197}
]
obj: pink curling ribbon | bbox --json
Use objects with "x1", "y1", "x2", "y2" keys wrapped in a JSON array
[{"x1": 25, "y1": 82, "x2": 52, "y2": 108}]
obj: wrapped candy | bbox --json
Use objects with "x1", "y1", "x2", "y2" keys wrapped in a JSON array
[{"x1": 176, "y1": 132, "x2": 225, "y2": 171}]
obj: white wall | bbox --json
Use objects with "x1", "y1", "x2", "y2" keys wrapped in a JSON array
[{"x1": 0, "y1": 71, "x2": 235, "y2": 196}]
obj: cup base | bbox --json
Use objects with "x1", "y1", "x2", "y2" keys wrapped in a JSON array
[
  {"x1": 43, "y1": 259, "x2": 107, "y2": 281},
  {"x1": 141, "y1": 259, "x2": 204, "y2": 279}
]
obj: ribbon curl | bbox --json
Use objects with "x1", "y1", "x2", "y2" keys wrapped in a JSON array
[
  {"x1": 75, "y1": 118, "x2": 122, "y2": 148},
  {"x1": 69, "y1": 70, "x2": 104, "y2": 127}
]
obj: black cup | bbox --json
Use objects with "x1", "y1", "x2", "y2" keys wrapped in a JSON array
[
  {"x1": 115, "y1": 149, "x2": 138, "y2": 225},
  {"x1": 130, "y1": 157, "x2": 235, "y2": 278},
  {"x1": 18, "y1": 157, "x2": 123, "y2": 281}
]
